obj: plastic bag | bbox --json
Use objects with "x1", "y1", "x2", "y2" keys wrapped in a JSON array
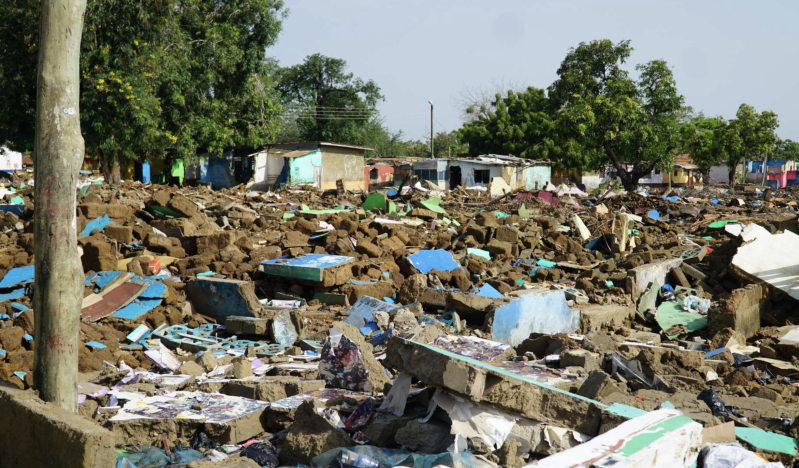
[
  {"x1": 698, "y1": 389, "x2": 744, "y2": 420},
  {"x1": 240, "y1": 442, "x2": 279, "y2": 468},
  {"x1": 190, "y1": 431, "x2": 216, "y2": 451},
  {"x1": 682, "y1": 295, "x2": 710, "y2": 315},
  {"x1": 170, "y1": 449, "x2": 204, "y2": 464},
  {"x1": 126, "y1": 447, "x2": 168, "y2": 468},
  {"x1": 702, "y1": 443, "x2": 785, "y2": 468}
]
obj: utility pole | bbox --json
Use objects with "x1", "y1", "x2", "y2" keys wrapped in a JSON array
[
  {"x1": 428, "y1": 100, "x2": 434, "y2": 159},
  {"x1": 33, "y1": 0, "x2": 88, "y2": 413}
]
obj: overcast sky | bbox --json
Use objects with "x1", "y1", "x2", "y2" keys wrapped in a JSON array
[{"x1": 272, "y1": 0, "x2": 799, "y2": 141}]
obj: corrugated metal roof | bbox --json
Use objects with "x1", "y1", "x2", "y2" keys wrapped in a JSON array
[{"x1": 281, "y1": 150, "x2": 317, "y2": 159}]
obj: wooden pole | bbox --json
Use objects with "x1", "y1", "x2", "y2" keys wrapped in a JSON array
[{"x1": 33, "y1": 0, "x2": 88, "y2": 412}]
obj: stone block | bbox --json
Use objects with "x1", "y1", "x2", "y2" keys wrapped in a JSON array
[
  {"x1": 708, "y1": 284, "x2": 766, "y2": 339},
  {"x1": 187, "y1": 278, "x2": 262, "y2": 319},
  {"x1": 0, "y1": 382, "x2": 116, "y2": 468},
  {"x1": 104, "y1": 225, "x2": 134, "y2": 244},
  {"x1": 579, "y1": 304, "x2": 634, "y2": 333}
]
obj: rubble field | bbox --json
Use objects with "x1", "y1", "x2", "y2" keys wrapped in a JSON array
[{"x1": 2, "y1": 173, "x2": 799, "y2": 468}]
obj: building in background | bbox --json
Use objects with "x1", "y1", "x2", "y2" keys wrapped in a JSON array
[{"x1": 249, "y1": 142, "x2": 370, "y2": 191}]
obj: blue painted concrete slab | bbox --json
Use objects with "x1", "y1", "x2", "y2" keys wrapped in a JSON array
[
  {"x1": 476, "y1": 284, "x2": 504, "y2": 299},
  {"x1": 408, "y1": 249, "x2": 460, "y2": 274},
  {"x1": 343, "y1": 295, "x2": 402, "y2": 329},
  {"x1": 0, "y1": 205, "x2": 25, "y2": 216},
  {"x1": 0, "y1": 288, "x2": 25, "y2": 302},
  {"x1": 80, "y1": 214, "x2": 115, "y2": 236},
  {"x1": 0, "y1": 265, "x2": 34, "y2": 289},
  {"x1": 261, "y1": 254, "x2": 354, "y2": 282},
  {"x1": 491, "y1": 289, "x2": 580, "y2": 347},
  {"x1": 113, "y1": 298, "x2": 163, "y2": 320}
]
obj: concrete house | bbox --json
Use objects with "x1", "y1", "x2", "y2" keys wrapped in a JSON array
[
  {"x1": 249, "y1": 142, "x2": 370, "y2": 191},
  {"x1": 411, "y1": 155, "x2": 552, "y2": 191}
]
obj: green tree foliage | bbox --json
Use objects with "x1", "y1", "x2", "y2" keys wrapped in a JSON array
[
  {"x1": 773, "y1": 138, "x2": 799, "y2": 161},
  {"x1": 360, "y1": 119, "x2": 407, "y2": 158},
  {"x1": 550, "y1": 40, "x2": 685, "y2": 191},
  {"x1": 0, "y1": 0, "x2": 286, "y2": 163},
  {"x1": 458, "y1": 88, "x2": 555, "y2": 159},
  {"x1": 277, "y1": 54, "x2": 383, "y2": 144},
  {"x1": 726, "y1": 104, "x2": 778, "y2": 186},
  {"x1": 679, "y1": 116, "x2": 729, "y2": 178}
]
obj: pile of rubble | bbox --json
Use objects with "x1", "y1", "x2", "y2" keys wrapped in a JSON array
[{"x1": 1, "y1": 173, "x2": 799, "y2": 467}]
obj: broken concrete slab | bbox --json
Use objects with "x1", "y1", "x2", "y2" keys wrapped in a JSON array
[
  {"x1": 277, "y1": 400, "x2": 352, "y2": 466},
  {"x1": 708, "y1": 283, "x2": 766, "y2": 339},
  {"x1": 407, "y1": 249, "x2": 461, "y2": 274},
  {"x1": 579, "y1": 303, "x2": 635, "y2": 333},
  {"x1": 529, "y1": 408, "x2": 702, "y2": 468},
  {"x1": 187, "y1": 277, "x2": 262, "y2": 319},
  {"x1": 260, "y1": 254, "x2": 354, "y2": 286},
  {"x1": 224, "y1": 310, "x2": 299, "y2": 347},
  {"x1": 731, "y1": 230, "x2": 799, "y2": 301},
  {"x1": 319, "y1": 321, "x2": 391, "y2": 394},
  {"x1": 342, "y1": 295, "x2": 402, "y2": 330},
  {"x1": 0, "y1": 382, "x2": 116, "y2": 468},
  {"x1": 491, "y1": 288, "x2": 579, "y2": 347},
  {"x1": 109, "y1": 391, "x2": 268, "y2": 445},
  {"x1": 629, "y1": 258, "x2": 683, "y2": 301},
  {"x1": 385, "y1": 336, "x2": 603, "y2": 435},
  {"x1": 211, "y1": 376, "x2": 326, "y2": 402}
]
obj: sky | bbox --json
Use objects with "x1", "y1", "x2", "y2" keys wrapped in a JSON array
[{"x1": 271, "y1": 0, "x2": 799, "y2": 141}]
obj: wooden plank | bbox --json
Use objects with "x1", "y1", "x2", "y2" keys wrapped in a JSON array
[{"x1": 81, "y1": 281, "x2": 148, "y2": 322}]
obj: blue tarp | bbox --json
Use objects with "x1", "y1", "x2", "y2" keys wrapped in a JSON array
[
  {"x1": 0, "y1": 265, "x2": 34, "y2": 289},
  {"x1": 408, "y1": 249, "x2": 460, "y2": 274}
]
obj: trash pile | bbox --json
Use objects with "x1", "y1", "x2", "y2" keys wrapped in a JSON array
[{"x1": 2, "y1": 173, "x2": 799, "y2": 467}]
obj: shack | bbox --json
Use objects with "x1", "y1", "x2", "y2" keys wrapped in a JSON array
[{"x1": 249, "y1": 142, "x2": 369, "y2": 191}]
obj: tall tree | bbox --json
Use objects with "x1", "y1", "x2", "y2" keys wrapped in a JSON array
[
  {"x1": 726, "y1": 104, "x2": 778, "y2": 188},
  {"x1": 679, "y1": 116, "x2": 729, "y2": 183},
  {"x1": 277, "y1": 54, "x2": 383, "y2": 143},
  {"x1": 0, "y1": 0, "x2": 286, "y2": 168},
  {"x1": 550, "y1": 40, "x2": 685, "y2": 191},
  {"x1": 772, "y1": 138, "x2": 799, "y2": 161},
  {"x1": 33, "y1": 0, "x2": 87, "y2": 413},
  {"x1": 458, "y1": 87, "x2": 556, "y2": 159}
]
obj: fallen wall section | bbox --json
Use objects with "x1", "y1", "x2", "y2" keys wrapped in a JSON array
[{"x1": 0, "y1": 383, "x2": 116, "y2": 468}]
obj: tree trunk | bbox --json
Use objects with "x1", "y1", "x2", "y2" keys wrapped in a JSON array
[
  {"x1": 33, "y1": 0, "x2": 87, "y2": 413},
  {"x1": 761, "y1": 153, "x2": 769, "y2": 186}
]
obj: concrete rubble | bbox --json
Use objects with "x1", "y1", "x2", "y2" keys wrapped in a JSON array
[{"x1": 0, "y1": 172, "x2": 798, "y2": 467}]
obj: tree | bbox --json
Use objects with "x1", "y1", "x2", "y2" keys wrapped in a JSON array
[
  {"x1": 773, "y1": 138, "x2": 799, "y2": 161},
  {"x1": 679, "y1": 116, "x2": 729, "y2": 183},
  {"x1": 33, "y1": 0, "x2": 87, "y2": 413},
  {"x1": 456, "y1": 76, "x2": 526, "y2": 123},
  {"x1": 458, "y1": 87, "x2": 556, "y2": 159},
  {"x1": 726, "y1": 104, "x2": 778, "y2": 188},
  {"x1": 360, "y1": 118, "x2": 407, "y2": 158},
  {"x1": 550, "y1": 40, "x2": 685, "y2": 191},
  {"x1": 277, "y1": 54, "x2": 383, "y2": 144},
  {"x1": 0, "y1": 0, "x2": 286, "y2": 170}
]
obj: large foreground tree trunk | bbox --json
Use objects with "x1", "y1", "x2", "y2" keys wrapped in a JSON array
[{"x1": 33, "y1": 0, "x2": 87, "y2": 413}]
